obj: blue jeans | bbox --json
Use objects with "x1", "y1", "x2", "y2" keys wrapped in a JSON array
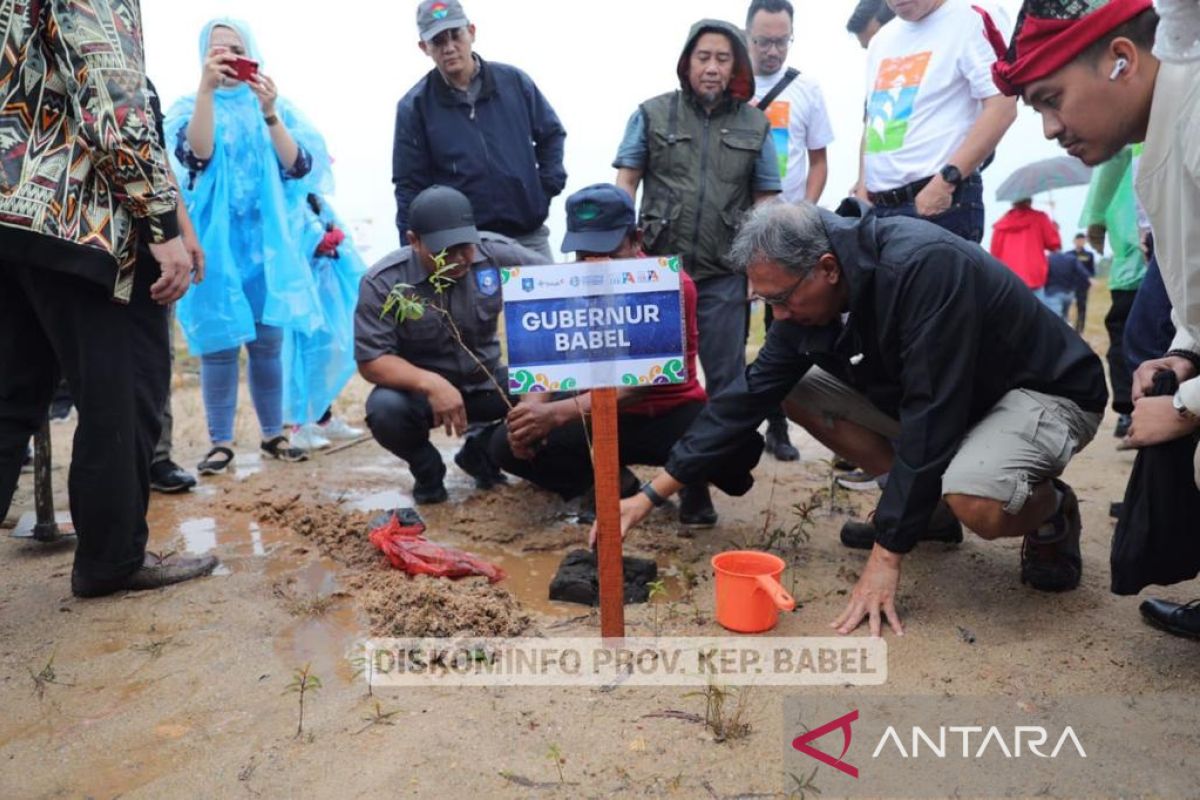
[
  {"x1": 1124, "y1": 249, "x2": 1176, "y2": 372},
  {"x1": 200, "y1": 323, "x2": 284, "y2": 444},
  {"x1": 1041, "y1": 289, "x2": 1074, "y2": 320},
  {"x1": 872, "y1": 173, "x2": 986, "y2": 244}
]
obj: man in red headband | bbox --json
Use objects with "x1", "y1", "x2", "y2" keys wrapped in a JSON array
[{"x1": 994, "y1": 0, "x2": 1200, "y2": 640}]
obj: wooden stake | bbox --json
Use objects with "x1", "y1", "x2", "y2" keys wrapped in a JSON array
[{"x1": 590, "y1": 387, "x2": 625, "y2": 639}]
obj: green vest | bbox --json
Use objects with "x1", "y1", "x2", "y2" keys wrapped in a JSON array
[{"x1": 638, "y1": 91, "x2": 770, "y2": 281}]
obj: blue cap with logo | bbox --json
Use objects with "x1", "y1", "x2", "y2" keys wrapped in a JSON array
[{"x1": 561, "y1": 183, "x2": 637, "y2": 255}]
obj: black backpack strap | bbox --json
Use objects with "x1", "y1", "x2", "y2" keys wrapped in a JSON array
[{"x1": 754, "y1": 67, "x2": 800, "y2": 110}]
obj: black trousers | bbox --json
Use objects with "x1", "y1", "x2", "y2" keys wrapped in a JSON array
[
  {"x1": 489, "y1": 400, "x2": 713, "y2": 500},
  {"x1": 365, "y1": 384, "x2": 509, "y2": 484},
  {"x1": 0, "y1": 256, "x2": 169, "y2": 581},
  {"x1": 1105, "y1": 289, "x2": 1138, "y2": 415},
  {"x1": 1073, "y1": 287, "x2": 1089, "y2": 334}
]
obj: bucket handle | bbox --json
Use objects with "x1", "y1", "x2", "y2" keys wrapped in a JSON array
[{"x1": 756, "y1": 575, "x2": 796, "y2": 611}]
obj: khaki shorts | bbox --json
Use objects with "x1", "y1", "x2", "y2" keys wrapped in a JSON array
[{"x1": 786, "y1": 367, "x2": 1103, "y2": 514}]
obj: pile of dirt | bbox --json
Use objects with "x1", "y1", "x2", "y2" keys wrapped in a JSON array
[
  {"x1": 224, "y1": 486, "x2": 529, "y2": 637},
  {"x1": 349, "y1": 571, "x2": 530, "y2": 638}
]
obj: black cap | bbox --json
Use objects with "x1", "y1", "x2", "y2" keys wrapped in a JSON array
[
  {"x1": 408, "y1": 185, "x2": 481, "y2": 253},
  {"x1": 561, "y1": 183, "x2": 637, "y2": 255}
]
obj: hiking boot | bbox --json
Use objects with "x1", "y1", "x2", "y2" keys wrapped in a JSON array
[
  {"x1": 150, "y1": 460, "x2": 197, "y2": 494},
  {"x1": 679, "y1": 483, "x2": 718, "y2": 527},
  {"x1": 1020, "y1": 479, "x2": 1082, "y2": 592},
  {"x1": 840, "y1": 502, "x2": 964, "y2": 550},
  {"x1": 454, "y1": 427, "x2": 507, "y2": 490},
  {"x1": 71, "y1": 552, "x2": 219, "y2": 598},
  {"x1": 764, "y1": 418, "x2": 800, "y2": 462}
]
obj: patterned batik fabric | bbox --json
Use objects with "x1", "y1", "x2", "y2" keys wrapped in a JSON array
[{"x1": 0, "y1": 1, "x2": 178, "y2": 301}]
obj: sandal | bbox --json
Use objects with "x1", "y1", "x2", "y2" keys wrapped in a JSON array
[
  {"x1": 261, "y1": 436, "x2": 309, "y2": 463},
  {"x1": 197, "y1": 446, "x2": 235, "y2": 476}
]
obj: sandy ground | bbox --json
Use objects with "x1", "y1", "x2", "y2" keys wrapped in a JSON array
[{"x1": 2, "y1": 295, "x2": 1199, "y2": 800}]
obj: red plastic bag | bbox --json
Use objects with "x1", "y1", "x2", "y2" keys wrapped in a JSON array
[{"x1": 368, "y1": 511, "x2": 506, "y2": 583}]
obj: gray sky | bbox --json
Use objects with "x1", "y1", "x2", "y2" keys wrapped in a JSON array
[{"x1": 143, "y1": 0, "x2": 1091, "y2": 263}]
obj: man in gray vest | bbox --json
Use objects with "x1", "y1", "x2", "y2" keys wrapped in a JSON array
[{"x1": 615, "y1": 19, "x2": 781, "y2": 406}]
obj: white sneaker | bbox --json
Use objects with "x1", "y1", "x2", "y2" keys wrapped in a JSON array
[
  {"x1": 320, "y1": 417, "x2": 364, "y2": 440},
  {"x1": 291, "y1": 424, "x2": 332, "y2": 450}
]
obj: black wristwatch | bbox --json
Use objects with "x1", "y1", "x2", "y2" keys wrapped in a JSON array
[
  {"x1": 939, "y1": 164, "x2": 964, "y2": 187},
  {"x1": 639, "y1": 482, "x2": 667, "y2": 508}
]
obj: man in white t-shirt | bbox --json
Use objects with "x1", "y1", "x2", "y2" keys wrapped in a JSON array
[
  {"x1": 743, "y1": 0, "x2": 836, "y2": 462},
  {"x1": 746, "y1": 0, "x2": 835, "y2": 205},
  {"x1": 853, "y1": 0, "x2": 1017, "y2": 243}
]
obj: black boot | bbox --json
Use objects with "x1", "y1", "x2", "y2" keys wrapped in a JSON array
[
  {"x1": 764, "y1": 416, "x2": 800, "y2": 462},
  {"x1": 840, "y1": 502, "x2": 963, "y2": 550},
  {"x1": 454, "y1": 423, "x2": 508, "y2": 490},
  {"x1": 410, "y1": 444, "x2": 448, "y2": 505},
  {"x1": 679, "y1": 483, "x2": 718, "y2": 527}
]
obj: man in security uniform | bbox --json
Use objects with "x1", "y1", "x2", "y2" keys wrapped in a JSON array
[{"x1": 354, "y1": 186, "x2": 543, "y2": 503}]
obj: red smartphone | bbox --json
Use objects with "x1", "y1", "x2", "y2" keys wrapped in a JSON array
[{"x1": 230, "y1": 57, "x2": 259, "y2": 82}]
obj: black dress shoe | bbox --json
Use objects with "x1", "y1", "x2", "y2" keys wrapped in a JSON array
[
  {"x1": 1140, "y1": 598, "x2": 1200, "y2": 640},
  {"x1": 840, "y1": 503, "x2": 963, "y2": 550},
  {"x1": 72, "y1": 552, "x2": 219, "y2": 598},
  {"x1": 150, "y1": 460, "x2": 198, "y2": 494},
  {"x1": 764, "y1": 418, "x2": 800, "y2": 462}
]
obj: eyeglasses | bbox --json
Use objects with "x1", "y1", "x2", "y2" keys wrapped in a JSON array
[
  {"x1": 750, "y1": 273, "x2": 807, "y2": 307},
  {"x1": 430, "y1": 27, "x2": 466, "y2": 48},
  {"x1": 750, "y1": 35, "x2": 793, "y2": 52}
]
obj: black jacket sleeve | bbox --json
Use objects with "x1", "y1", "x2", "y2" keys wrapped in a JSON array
[
  {"x1": 872, "y1": 246, "x2": 982, "y2": 554},
  {"x1": 519, "y1": 71, "x2": 567, "y2": 201},
  {"x1": 393, "y1": 93, "x2": 433, "y2": 243},
  {"x1": 664, "y1": 322, "x2": 814, "y2": 485}
]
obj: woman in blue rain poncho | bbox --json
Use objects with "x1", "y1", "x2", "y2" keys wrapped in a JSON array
[
  {"x1": 166, "y1": 19, "x2": 329, "y2": 474},
  {"x1": 284, "y1": 193, "x2": 369, "y2": 451}
]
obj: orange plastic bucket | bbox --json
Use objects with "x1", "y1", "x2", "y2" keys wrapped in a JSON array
[{"x1": 711, "y1": 551, "x2": 796, "y2": 633}]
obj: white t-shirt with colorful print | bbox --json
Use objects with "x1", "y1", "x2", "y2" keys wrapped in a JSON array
[
  {"x1": 862, "y1": 0, "x2": 1004, "y2": 192},
  {"x1": 753, "y1": 69, "x2": 835, "y2": 204}
]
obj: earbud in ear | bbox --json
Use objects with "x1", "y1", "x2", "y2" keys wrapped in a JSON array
[{"x1": 1109, "y1": 57, "x2": 1129, "y2": 80}]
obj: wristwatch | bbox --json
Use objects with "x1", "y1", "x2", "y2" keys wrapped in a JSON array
[
  {"x1": 639, "y1": 482, "x2": 667, "y2": 508},
  {"x1": 1173, "y1": 390, "x2": 1196, "y2": 420},
  {"x1": 939, "y1": 164, "x2": 964, "y2": 187}
]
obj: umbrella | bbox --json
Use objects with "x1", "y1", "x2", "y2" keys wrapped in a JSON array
[{"x1": 994, "y1": 156, "x2": 1093, "y2": 202}]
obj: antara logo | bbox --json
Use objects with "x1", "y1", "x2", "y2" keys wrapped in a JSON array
[
  {"x1": 792, "y1": 710, "x2": 859, "y2": 778},
  {"x1": 872, "y1": 725, "x2": 1087, "y2": 759},
  {"x1": 792, "y1": 710, "x2": 1087, "y2": 778}
]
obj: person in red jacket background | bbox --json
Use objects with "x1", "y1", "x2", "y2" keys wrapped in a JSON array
[{"x1": 989, "y1": 198, "x2": 1062, "y2": 296}]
